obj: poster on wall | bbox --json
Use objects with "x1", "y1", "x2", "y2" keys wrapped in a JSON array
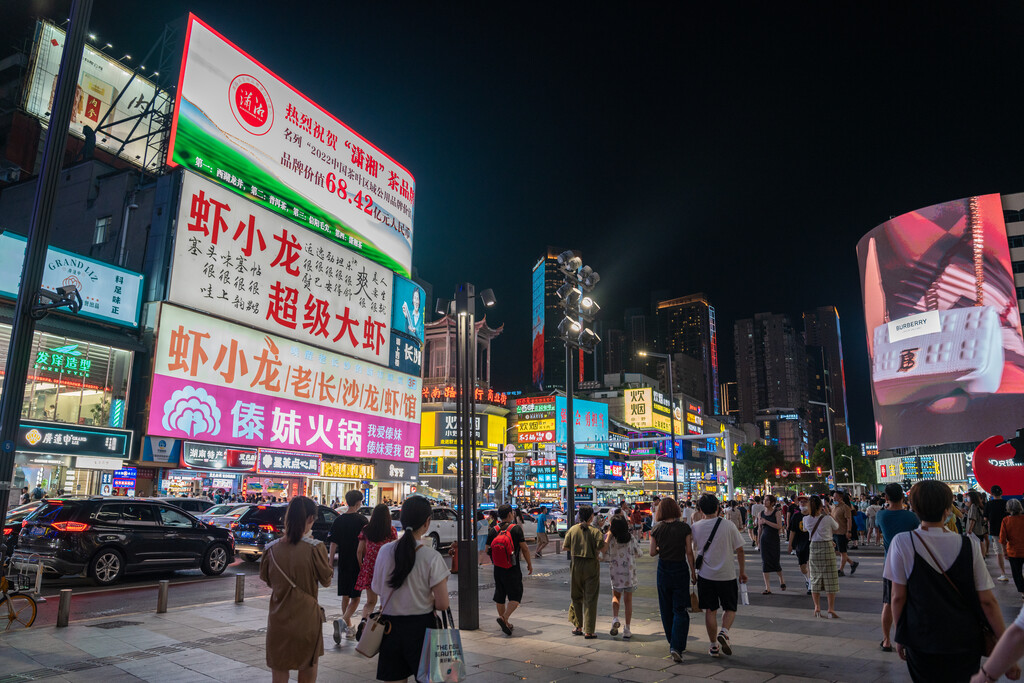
[
  {"x1": 22, "y1": 21, "x2": 171, "y2": 170},
  {"x1": 167, "y1": 15, "x2": 415, "y2": 277},
  {"x1": 857, "y1": 194, "x2": 1024, "y2": 449},
  {"x1": 171, "y1": 172, "x2": 393, "y2": 366}
]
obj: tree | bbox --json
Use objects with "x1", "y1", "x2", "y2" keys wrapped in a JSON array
[
  {"x1": 732, "y1": 443, "x2": 786, "y2": 489},
  {"x1": 811, "y1": 439, "x2": 876, "y2": 486}
]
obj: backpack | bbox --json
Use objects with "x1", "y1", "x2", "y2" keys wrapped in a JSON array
[{"x1": 491, "y1": 524, "x2": 517, "y2": 569}]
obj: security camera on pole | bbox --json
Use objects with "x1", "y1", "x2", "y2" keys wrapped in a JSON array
[{"x1": 554, "y1": 250, "x2": 601, "y2": 525}]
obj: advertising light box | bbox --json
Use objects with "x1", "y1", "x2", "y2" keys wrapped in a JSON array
[
  {"x1": 555, "y1": 396, "x2": 608, "y2": 456},
  {"x1": 168, "y1": 15, "x2": 415, "y2": 277},
  {"x1": 148, "y1": 304, "x2": 419, "y2": 462},
  {"x1": 23, "y1": 21, "x2": 170, "y2": 170},
  {"x1": 857, "y1": 193, "x2": 1024, "y2": 448},
  {"x1": 0, "y1": 233, "x2": 143, "y2": 328},
  {"x1": 391, "y1": 275, "x2": 425, "y2": 344},
  {"x1": 172, "y1": 172, "x2": 394, "y2": 366}
]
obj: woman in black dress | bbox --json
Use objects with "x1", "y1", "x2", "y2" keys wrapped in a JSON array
[{"x1": 758, "y1": 494, "x2": 786, "y2": 594}]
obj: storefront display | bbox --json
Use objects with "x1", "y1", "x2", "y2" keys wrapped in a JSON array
[
  {"x1": 308, "y1": 459, "x2": 373, "y2": 506},
  {"x1": 372, "y1": 458, "x2": 417, "y2": 504}
]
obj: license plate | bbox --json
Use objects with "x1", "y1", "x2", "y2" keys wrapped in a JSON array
[
  {"x1": 236, "y1": 531, "x2": 254, "y2": 539},
  {"x1": 26, "y1": 525, "x2": 45, "y2": 537}
]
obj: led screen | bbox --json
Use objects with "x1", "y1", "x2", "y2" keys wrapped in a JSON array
[
  {"x1": 857, "y1": 193, "x2": 1024, "y2": 448},
  {"x1": 531, "y1": 259, "x2": 545, "y2": 389}
]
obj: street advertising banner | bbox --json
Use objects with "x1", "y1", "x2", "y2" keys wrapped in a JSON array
[
  {"x1": 555, "y1": 396, "x2": 608, "y2": 456},
  {"x1": 171, "y1": 172, "x2": 393, "y2": 366},
  {"x1": 147, "y1": 304, "x2": 419, "y2": 462},
  {"x1": 857, "y1": 194, "x2": 1024, "y2": 448},
  {"x1": 168, "y1": 15, "x2": 415, "y2": 277},
  {"x1": 0, "y1": 233, "x2": 143, "y2": 328},
  {"x1": 391, "y1": 275, "x2": 425, "y2": 343},
  {"x1": 23, "y1": 21, "x2": 171, "y2": 170}
]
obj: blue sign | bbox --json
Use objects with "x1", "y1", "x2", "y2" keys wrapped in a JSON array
[
  {"x1": 113, "y1": 467, "x2": 137, "y2": 488},
  {"x1": 388, "y1": 331, "x2": 422, "y2": 375},
  {"x1": 391, "y1": 275, "x2": 425, "y2": 343},
  {"x1": 555, "y1": 397, "x2": 608, "y2": 456}
]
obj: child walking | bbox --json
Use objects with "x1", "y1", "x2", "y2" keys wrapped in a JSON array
[{"x1": 605, "y1": 515, "x2": 642, "y2": 638}]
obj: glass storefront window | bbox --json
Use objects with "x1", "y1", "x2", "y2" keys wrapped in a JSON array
[{"x1": 0, "y1": 325, "x2": 131, "y2": 428}]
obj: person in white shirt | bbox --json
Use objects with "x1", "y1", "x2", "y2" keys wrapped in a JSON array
[
  {"x1": 884, "y1": 481, "x2": 1010, "y2": 683},
  {"x1": 804, "y1": 494, "x2": 840, "y2": 618},
  {"x1": 971, "y1": 603, "x2": 1024, "y2": 683},
  {"x1": 749, "y1": 496, "x2": 765, "y2": 550},
  {"x1": 681, "y1": 501, "x2": 694, "y2": 525},
  {"x1": 371, "y1": 497, "x2": 450, "y2": 682},
  {"x1": 691, "y1": 494, "x2": 747, "y2": 659}
]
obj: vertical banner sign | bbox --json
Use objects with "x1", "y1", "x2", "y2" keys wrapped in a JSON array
[
  {"x1": 168, "y1": 15, "x2": 415, "y2": 277},
  {"x1": 171, "y1": 172, "x2": 393, "y2": 366}
]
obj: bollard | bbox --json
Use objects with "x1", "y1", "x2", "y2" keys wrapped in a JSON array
[
  {"x1": 553, "y1": 539, "x2": 562, "y2": 555},
  {"x1": 56, "y1": 589, "x2": 71, "y2": 627},
  {"x1": 235, "y1": 573, "x2": 245, "y2": 603},
  {"x1": 157, "y1": 580, "x2": 169, "y2": 613},
  {"x1": 33, "y1": 563, "x2": 43, "y2": 596}
]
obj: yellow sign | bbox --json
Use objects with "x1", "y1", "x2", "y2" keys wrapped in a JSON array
[
  {"x1": 321, "y1": 461, "x2": 374, "y2": 479},
  {"x1": 518, "y1": 419, "x2": 555, "y2": 433},
  {"x1": 651, "y1": 406, "x2": 672, "y2": 433},
  {"x1": 625, "y1": 388, "x2": 653, "y2": 429}
]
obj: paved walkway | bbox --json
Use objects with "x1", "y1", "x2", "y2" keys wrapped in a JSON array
[{"x1": 1, "y1": 540, "x2": 1021, "y2": 682}]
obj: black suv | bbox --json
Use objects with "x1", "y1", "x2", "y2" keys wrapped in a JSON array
[
  {"x1": 14, "y1": 498, "x2": 235, "y2": 585},
  {"x1": 233, "y1": 503, "x2": 338, "y2": 562}
]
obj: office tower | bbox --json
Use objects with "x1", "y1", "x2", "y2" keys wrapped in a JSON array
[
  {"x1": 655, "y1": 293, "x2": 720, "y2": 414},
  {"x1": 803, "y1": 306, "x2": 851, "y2": 445}
]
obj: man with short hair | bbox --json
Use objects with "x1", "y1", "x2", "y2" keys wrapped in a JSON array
[
  {"x1": 876, "y1": 483, "x2": 919, "y2": 652},
  {"x1": 327, "y1": 489, "x2": 367, "y2": 642},
  {"x1": 986, "y1": 485, "x2": 1010, "y2": 582},
  {"x1": 18, "y1": 487, "x2": 29, "y2": 506},
  {"x1": 692, "y1": 494, "x2": 747, "y2": 659},
  {"x1": 487, "y1": 504, "x2": 532, "y2": 635},
  {"x1": 534, "y1": 506, "x2": 550, "y2": 557},
  {"x1": 831, "y1": 489, "x2": 858, "y2": 576}
]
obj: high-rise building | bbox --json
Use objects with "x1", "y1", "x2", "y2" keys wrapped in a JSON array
[
  {"x1": 720, "y1": 381, "x2": 739, "y2": 419},
  {"x1": 655, "y1": 293, "x2": 720, "y2": 414},
  {"x1": 603, "y1": 328, "x2": 626, "y2": 376},
  {"x1": 623, "y1": 307, "x2": 651, "y2": 375},
  {"x1": 531, "y1": 247, "x2": 587, "y2": 391},
  {"x1": 734, "y1": 313, "x2": 809, "y2": 458},
  {"x1": 802, "y1": 306, "x2": 851, "y2": 445}
]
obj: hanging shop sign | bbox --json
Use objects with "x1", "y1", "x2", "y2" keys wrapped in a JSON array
[
  {"x1": 0, "y1": 233, "x2": 144, "y2": 328},
  {"x1": 154, "y1": 304, "x2": 420, "y2": 424},
  {"x1": 18, "y1": 421, "x2": 132, "y2": 458},
  {"x1": 168, "y1": 15, "x2": 415, "y2": 277},
  {"x1": 112, "y1": 467, "x2": 137, "y2": 488},
  {"x1": 171, "y1": 172, "x2": 394, "y2": 366},
  {"x1": 321, "y1": 460, "x2": 374, "y2": 479},
  {"x1": 257, "y1": 448, "x2": 321, "y2": 476},
  {"x1": 374, "y1": 459, "x2": 418, "y2": 482},
  {"x1": 433, "y1": 412, "x2": 488, "y2": 448},
  {"x1": 182, "y1": 441, "x2": 257, "y2": 472},
  {"x1": 556, "y1": 396, "x2": 608, "y2": 456},
  {"x1": 389, "y1": 332, "x2": 422, "y2": 376}
]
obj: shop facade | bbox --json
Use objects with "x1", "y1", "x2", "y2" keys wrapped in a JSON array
[
  {"x1": 418, "y1": 410, "x2": 508, "y2": 505},
  {"x1": 308, "y1": 459, "x2": 375, "y2": 506}
]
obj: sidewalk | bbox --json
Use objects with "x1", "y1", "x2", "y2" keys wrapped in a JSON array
[{"x1": 1, "y1": 542, "x2": 1020, "y2": 682}]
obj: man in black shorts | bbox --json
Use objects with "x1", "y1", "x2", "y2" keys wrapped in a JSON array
[
  {"x1": 787, "y1": 495, "x2": 811, "y2": 594},
  {"x1": 486, "y1": 504, "x2": 533, "y2": 636},
  {"x1": 327, "y1": 489, "x2": 367, "y2": 642},
  {"x1": 691, "y1": 494, "x2": 747, "y2": 659}
]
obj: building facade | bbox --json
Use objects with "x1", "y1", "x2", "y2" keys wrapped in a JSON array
[
  {"x1": 655, "y1": 293, "x2": 721, "y2": 414},
  {"x1": 803, "y1": 306, "x2": 851, "y2": 444}
]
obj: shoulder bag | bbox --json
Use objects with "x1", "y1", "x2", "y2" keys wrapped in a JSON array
[
  {"x1": 267, "y1": 544, "x2": 327, "y2": 623},
  {"x1": 356, "y1": 544, "x2": 421, "y2": 658},
  {"x1": 913, "y1": 531, "x2": 997, "y2": 656},
  {"x1": 694, "y1": 518, "x2": 722, "y2": 571}
]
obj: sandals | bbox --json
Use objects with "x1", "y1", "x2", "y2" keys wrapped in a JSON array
[
  {"x1": 780, "y1": 584, "x2": 787, "y2": 591},
  {"x1": 813, "y1": 609, "x2": 821, "y2": 618},
  {"x1": 827, "y1": 611, "x2": 840, "y2": 619},
  {"x1": 584, "y1": 634, "x2": 597, "y2": 639},
  {"x1": 880, "y1": 640, "x2": 894, "y2": 652},
  {"x1": 762, "y1": 590, "x2": 772, "y2": 595},
  {"x1": 572, "y1": 628, "x2": 583, "y2": 636}
]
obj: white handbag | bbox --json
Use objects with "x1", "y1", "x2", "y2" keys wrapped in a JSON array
[{"x1": 871, "y1": 196, "x2": 1005, "y2": 406}]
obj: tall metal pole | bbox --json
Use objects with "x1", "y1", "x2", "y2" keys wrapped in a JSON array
[
  {"x1": 0, "y1": 0, "x2": 93, "y2": 513},
  {"x1": 666, "y1": 354, "x2": 679, "y2": 501},
  {"x1": 455, "y1": 283, "x2": 478, "y2": 630},
  {"x1": 565, "y1": 344, "x2": 576, "y2": 523}
]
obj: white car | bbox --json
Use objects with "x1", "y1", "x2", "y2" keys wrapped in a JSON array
[
  {"x1": 426, "y1": 507, "x2": 459, "y2": 550},
  {"x1": 199, "y1": 503, "x2": 252, "y2": 528}
]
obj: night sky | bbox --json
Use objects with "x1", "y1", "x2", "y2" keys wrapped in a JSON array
[{"x1": 6, "y1": 1, "x2": 1024, "y2": 444}]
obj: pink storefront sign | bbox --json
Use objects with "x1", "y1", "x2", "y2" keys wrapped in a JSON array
[{"x1": 147, "y1": 374, "x2": 417, "y2": 462}]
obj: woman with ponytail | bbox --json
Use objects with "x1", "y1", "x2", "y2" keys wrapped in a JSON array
[{"x1": 371, "y1": 496, "x2": 450, "y2": 682}]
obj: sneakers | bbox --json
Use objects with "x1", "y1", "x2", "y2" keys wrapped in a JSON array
[
  {"x1": 998, "y1": 575, "x2": 1010, "y2": 582},
  {"x1": 610, "y1": 619, "x2": 620, "y2": 636},
  {"x1": 344, "y1": 625, "x2": 356, "y2": 640},
  {"x1": 837, "y1": 569, "x2": 846, "y2": 577},
  {"x1": 332, "y1": 619, "x2": 342, "y2": 644},
  {"x1": 622, "y1": 626, "x2": 632, "y2": 639},
  {"x1": 717, "y1": 631, "x2": 732, "y2": 656},
  {"x1": 670, "y1": 649, "x2": 682, "y2": 662},
  {"x1": 849, "y1": 561, "x2": 860, "y2": 576},
  {"x1": 709, "y1": 645, "x2": 721, "y2": 658}
]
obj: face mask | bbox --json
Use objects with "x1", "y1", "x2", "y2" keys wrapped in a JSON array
[{"x1": 800, "y1": 505, "x2": 809, "y2": 514}]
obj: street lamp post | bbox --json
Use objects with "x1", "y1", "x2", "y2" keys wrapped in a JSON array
[
  {"x1": 639, "y1": 351, "x2": 680, "y2": 500},
  {"x1": 809, "y1": 399, "x2": 836, "y2": 490}
]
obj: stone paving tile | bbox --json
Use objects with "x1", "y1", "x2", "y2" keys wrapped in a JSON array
[
  {"x1": 710, "y1": 668, "x2": 778, "y2": 682},
  {"x1": 612, "y1": 654, "x2": 673, "y2": 671},
  {"x1": 570, "y1": 659, "x2": 629, "y2": 676},
  {"x1": 613, "y1": 667, "x2": 677, "y2": 683}
]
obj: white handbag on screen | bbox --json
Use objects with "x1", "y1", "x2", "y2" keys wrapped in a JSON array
[{"x1": 871, "y1": 196, "x2": 1005, "y2": 406}]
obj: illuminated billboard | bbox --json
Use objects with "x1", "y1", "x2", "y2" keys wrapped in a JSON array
[
  {"x1": 168, "y1": 15, "x2": 415, "y2": 277},
  {"x1": 23, "y1": 21, "x2": 171, "y2": 169},
  {"x1": 531, "y1": 259, "x2": 545, "y2": 389},
  {"x1": 624, "y1": 388, "x2": 678, "y2": 433},
  {"x1": 857, "y1": 194, "x2": 1024, "y2": 449},
  {"x1": 555, "y1": 396, "x2": 608, "y2": 456}
]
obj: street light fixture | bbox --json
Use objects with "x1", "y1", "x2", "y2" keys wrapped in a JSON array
[{"x1": 639, "y1": 350, "x2": 682, "y2": 500}]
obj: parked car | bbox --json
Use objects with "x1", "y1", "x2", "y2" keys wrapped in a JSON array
[
  {"x1": 4, "y1": 501, "x2": 45, "y2": 556},
  {"x1": 13, "y1": 497, "x2": 234, "y2": 585},
  {"x1": 357, "y1": 506, "x2": 403, "y2": 537},
  {"x1": 232, "y1": 503, "x2": 338, "y2": 562},
  {"x1": 152, "y1": 497, "x2": 216, "y2": 514},
  {"x1": 198, "y1": 503, "x2": 253, "y2": 528},
  {"x1": 426, "y1": 507, "x2": 459, "y2": 550}
]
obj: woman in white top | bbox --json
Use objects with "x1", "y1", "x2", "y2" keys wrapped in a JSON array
[
  {"x1": 804, "y1": 494, "x2": 840, "y2": 618},
  {"x1": 371, "y1": 496, "x2": 450, "y2": 683},
  {"x1": 865, "y1": 498, "x2": 883, "y2": 546}
]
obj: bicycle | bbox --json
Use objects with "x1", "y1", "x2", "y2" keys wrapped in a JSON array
[{"x1": 0, "y1": 548, "x2": 37, "y2": 630}]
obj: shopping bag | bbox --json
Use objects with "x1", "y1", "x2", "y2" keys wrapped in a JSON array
[
  {"x1": 417, "y1": 609, "x2": 466, "y2": 683},
  {"x1": 689, "y1": 584, "x2": 701, "y2": 613}
]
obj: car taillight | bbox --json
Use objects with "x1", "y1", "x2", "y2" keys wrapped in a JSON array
[
  {"x1": 3, "y1": 527, "x2": 11, "y2": 536},
  {"x1": 229, "y1": 522, "x2": 239, "y2": 530},
  {"x1": 259, "y1": 523, "x2": 279, "y2": 533},
  {"x1": 51, "y1": 521, "x2": 90, "y2": 532}
]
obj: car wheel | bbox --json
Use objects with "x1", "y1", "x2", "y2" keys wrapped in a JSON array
[
  {"x1": 89, "y1": 549, "x2": 124, "y2": 586},
  {"x1": 429, "y1": 533, "x2": 440, "y2": 551},
  {"x1": 241, "y1": 553, "x2": 259, "y2": 563},
  {"x1": 202, "y1": 544, "x2": 230, "y2": 576}
]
